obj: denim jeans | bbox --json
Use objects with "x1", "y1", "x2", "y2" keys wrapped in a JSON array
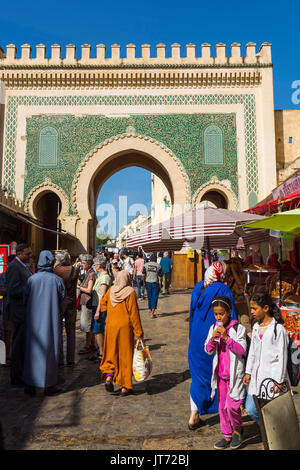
[
  {"x1": 136, "y1": 275, "x2": 145, "y2": 299},
  {"x1": 245, "y1": 393, "x2": 259, "y2": 424},
  {"x1": 146, "y1": 282, "x2": 160, "y2": 310}
]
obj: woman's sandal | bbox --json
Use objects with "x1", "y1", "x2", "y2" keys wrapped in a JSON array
[
  {"x1": 78, "y1": 346, "x2": 91, "y2": 355},
  {"x1": 105, "y1": 380, "x2": 114, "y2": 393},
  {"x1": 188, "y1": 419, "x2": 204, "y2": 430},
  {"x1": 118, "y1": 388, "x2": 133, "y2": 397}
]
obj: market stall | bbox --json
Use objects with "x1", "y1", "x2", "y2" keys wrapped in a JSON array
[{"x1": 242, "y1": 210, "x2": 300, "y2": 351}]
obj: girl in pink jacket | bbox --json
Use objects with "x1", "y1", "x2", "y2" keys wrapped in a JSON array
[{"x1": 205, "y1": 296, "x2": 247, "y2": 450}]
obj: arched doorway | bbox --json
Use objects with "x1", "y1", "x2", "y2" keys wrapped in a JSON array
[
  {"x1": 72, "y1": 134, "x2": 191, "y2": 252},
  {"x1": 34, "y1": 192, "x2": 62, "y2": 251},
  {"x1": 200, "y1": 190, "x2": 228, "y2": 209}
]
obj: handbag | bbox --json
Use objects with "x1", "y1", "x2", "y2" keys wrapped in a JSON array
[
  {"x1": 132, "y1": 339, "x2": 152, "y2": 382},
  {"x1": 86, "y1": 295, "x2": 93, "y2": 309}
]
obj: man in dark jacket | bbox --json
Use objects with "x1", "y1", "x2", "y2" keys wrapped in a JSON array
[
  {"x1": 6, "y1": 243, "x2": 32, "y2": 386},
  {"x1": 54, "y1": 252, "x2": 79, "y2": 366},
  {"x1": 0, "y1": 254, "x2": 16, "y2": 365}
]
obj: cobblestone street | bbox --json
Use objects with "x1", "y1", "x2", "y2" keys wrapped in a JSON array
[{"x1": 1, "y1": 289, "x2": 299, "y2": 451}]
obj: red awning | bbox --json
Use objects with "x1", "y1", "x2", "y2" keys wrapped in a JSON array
[{"x1": 246, "y1": 189, "x2": 300, "y2": 215}]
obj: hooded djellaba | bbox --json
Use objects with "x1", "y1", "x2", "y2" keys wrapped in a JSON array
[
  {"x1": 188, "y1": 262, "x2": 237, "y2": 424},
  {"x1": 23, "y1": 250, "x2": 66, "y2": 396}
]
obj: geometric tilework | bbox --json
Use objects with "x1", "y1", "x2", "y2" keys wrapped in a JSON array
[
  {"x1": 39, "y1": 126, "x2": 58, "y2": 166},
  {"x1": 3, "y1": 94, "x2": 258, "y2": 210},
  {"x1": 24, "y1": 112, "x2": 238, "y2": 215},
  {"x1": 204, "y1": 125, "x2": 224, "y2": 165}
]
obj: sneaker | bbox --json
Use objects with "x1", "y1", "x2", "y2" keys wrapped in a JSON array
[
  {"x1": 230, "y1": 432, "x2": 243, "y2": 450},
  {"x1": 214, "y1": 438, "x2": 231, "y2": 450}
]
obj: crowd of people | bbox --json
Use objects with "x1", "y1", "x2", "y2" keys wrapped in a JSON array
[
  {"x1": 0, "y1": 242, "x2": 296, "y2": 449},
  {"x1": 0, "y1": 244, "x2": 173, "y2": 397}
]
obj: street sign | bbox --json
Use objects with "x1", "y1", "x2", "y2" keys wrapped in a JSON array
[{"x1": 0, "y1": 245, "x2": 10, "y2": 274}]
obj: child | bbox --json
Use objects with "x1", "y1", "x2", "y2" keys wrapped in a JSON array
[
  {"x1": 205, "y1": 295, "x2": 247, "y2": 450},
  {"x1": 243, "y1": 292, "x2": 289, "y2": 424}
]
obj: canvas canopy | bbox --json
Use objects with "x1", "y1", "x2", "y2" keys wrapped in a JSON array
[{"x1": 126, "y1": 206, "x2": 269, "y2": 251}]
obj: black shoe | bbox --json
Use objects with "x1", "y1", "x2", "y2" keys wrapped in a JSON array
[
  {"x1": 115, "y1": 388, "x2": 133, "y2": 397},
  {"x1": 24, "y1": 385, "x2": 36, "y2": 396},
  {"x1": 11, "y1": 378, "x2": 24, "y2": 387},
  {"x1": 214, "y1": 438, "x2": 231, "y2": 450},
  {"x1": 44, "y1": 385, "x2": 62, "y2": 396},
  {"x1": 88, "y1": 354, "x2": 98, "y2": 361},
  {"x1": 105, "y1": 380, "x2": 114, "y2": 393},
  {"x1": 188, "y1": 419, "x2": 204, "y2": 431},
  {"x1": 230, "y1": 431, "x2": 243, "y2": 449}
]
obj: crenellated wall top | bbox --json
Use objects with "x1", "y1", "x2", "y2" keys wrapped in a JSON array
[{"x1": 0, "y1": 42, "x2": 272, "y2": 67}]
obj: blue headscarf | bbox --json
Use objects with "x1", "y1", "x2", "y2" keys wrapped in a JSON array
[{"x1": 37, "y1": 250, "x2": 55, "y2": 272}]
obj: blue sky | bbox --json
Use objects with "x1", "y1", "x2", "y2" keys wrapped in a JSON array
[{"x1": 1, "y1": 0, "x2": 299, "y2": 234}]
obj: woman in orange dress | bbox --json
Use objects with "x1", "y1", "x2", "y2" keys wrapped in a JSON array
[{"x1": 100, "y1": 270, "x2": 144, "y2": 396}]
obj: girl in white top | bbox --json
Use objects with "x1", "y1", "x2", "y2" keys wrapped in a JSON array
[{"x1": 243, "y1": 292, "x2": 289, "y2": 423}]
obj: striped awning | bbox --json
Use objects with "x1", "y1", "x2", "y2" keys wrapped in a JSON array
[{"x1": 126, "y1": 206, "x2": 269, "y2": 251}]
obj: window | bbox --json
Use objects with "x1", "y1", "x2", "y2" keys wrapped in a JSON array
[
  {"x1": 289, "y1": 137, "x2": 293, "y2": 144},
  {"x1": 204, "y1": 125, "x2": 224, "y2": 165},
  {"x1": 39, "y1": 126, "x2": 58, "y2": 166}
]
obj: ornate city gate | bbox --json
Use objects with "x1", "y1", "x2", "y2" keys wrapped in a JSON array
[{"x1": 0, "y1": 42, "x2": 277, "y2": 254}]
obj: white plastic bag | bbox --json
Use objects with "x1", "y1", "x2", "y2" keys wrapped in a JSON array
[{"x1": 132, "y1": 340, "x2": 152, "y2": 382}]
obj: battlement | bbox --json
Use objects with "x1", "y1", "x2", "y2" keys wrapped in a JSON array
[{"x1": 0, "y1": 42, "x2": 272, "y2": 67}]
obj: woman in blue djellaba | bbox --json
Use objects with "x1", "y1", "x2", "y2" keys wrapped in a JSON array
[{"x1": 188, "y1": 261, "x2": 237, "y2": 429}]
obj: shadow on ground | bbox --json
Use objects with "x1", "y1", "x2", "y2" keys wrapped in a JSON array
[{"x1": 138, "y1": 370, "x2": 191, "y2": 396}]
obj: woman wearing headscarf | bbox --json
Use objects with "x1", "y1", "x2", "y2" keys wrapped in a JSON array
[
  {"x1": 224, "y1": 257, "x2": 250, "y2": 336},
  {"x1": 99, "y1": 270, "x2": 144, "y2": 396},
  {"x1": 23, "y1": 251, "x2": 66, "y2": 396},
  {"x1": 188, "y1": 261, "x2": 237, "y2": 429}
]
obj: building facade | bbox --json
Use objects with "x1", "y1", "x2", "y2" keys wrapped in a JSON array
[
  {"x1": 274, "y1": 109, "x2": 300, "y2": 185},
  {"x1": 0, "y1": 42, "x2": 277, "y2": 255}
]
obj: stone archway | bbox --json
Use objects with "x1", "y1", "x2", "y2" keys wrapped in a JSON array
[
  {"x1": 192, "y1": 177, "x2": 238, "y2": 211},
  {"x1": 25, "y1": 182, "x2": 70, "y2": 253},
  {"x1": 25, "y1": 181, "x2": 69, "y2": 221},
  {"x1": 71, "y1": 134, "x2": 191, "y2": 251}
]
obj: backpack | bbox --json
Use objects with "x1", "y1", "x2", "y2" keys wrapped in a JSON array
[
  {"x1": 274, "y1": 322, "x2": 300, "y2": 387},
  {"x1": 232, "y1": 323, "x2": 251, "y2": 361}
]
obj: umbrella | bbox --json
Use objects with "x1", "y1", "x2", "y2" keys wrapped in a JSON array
[
  {"x1": 240, "y1": 209, "x2": 300, "y2": 235},
  {"x1": 241, "y1": 209, "x2": 300, "y2": 304},
  {"x1": 126, "y1": 205, "x2": 269, "y2": 256}
]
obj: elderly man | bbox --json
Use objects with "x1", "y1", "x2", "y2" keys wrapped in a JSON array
[
  {"x1": 113, "y1": 253, "x2": 122, "y2": 270},
  {"x1": 78, "y1": 254, "x2": 97, "y2": 354},
  {"x1": 23, "y1": 251, "x2": 65, "y2": 396},
  {"x1": 54, "y1": 251, "x2": 79, "y2": 366},
  {"x1": 6, "y1": 244, "x2": 33, "y2": 386},
  {"x1": 89, "y1": 255, "x2": 111, "y2": 361}
]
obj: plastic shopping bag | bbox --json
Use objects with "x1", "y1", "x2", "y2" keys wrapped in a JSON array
[
  {"x1": 132, "y1": 340, "x2": 152, "y2": 382},
  {"x1": 0, "y1": 340, "x2": 6, "y2": 365}
]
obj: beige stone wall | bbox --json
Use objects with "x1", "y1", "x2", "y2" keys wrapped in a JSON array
[
  {"x1": 275, "y1": 110, "x2": 300, "y2": 183},
  {"x1": 151, "y1": 174, "x2": 172, "y2": 225}
]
